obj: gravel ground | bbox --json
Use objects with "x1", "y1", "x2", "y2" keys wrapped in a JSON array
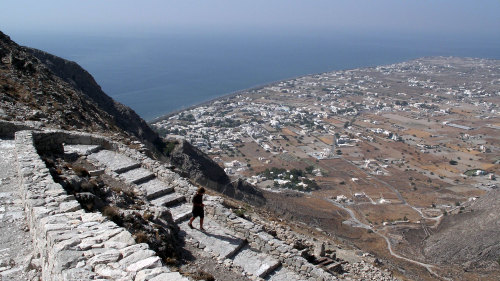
[{"x1": 0, "y1": 139, "x2": 40, "y2": 281}]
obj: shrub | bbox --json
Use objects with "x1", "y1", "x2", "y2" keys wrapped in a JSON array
[
  {"x1": 143, "y1": 211, "x2": 153, "y2": 221},
  {"x1": 102, "y1": 205, "x2": 121, "y2": 222},
  {"x1": 134, "y1": 231, "x2": 148, "y2": 243},
  {"x1": 72, "y1": 165, "x2": 89, "y2": 177},
  {"x1": 233, "y1": 208, "x2": 246, "y2": 218}
]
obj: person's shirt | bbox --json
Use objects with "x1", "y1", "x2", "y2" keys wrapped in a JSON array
[{"x1": 193, "y1": 193, "x2": 203, "y2": 206}]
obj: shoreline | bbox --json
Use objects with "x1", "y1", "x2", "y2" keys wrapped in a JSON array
[
  {"x1": 146, "y1": 55, "x2": 498, "y2": 124},
  {"x1": 147, "y1": 73, "x2": 310, "y2": 124}
]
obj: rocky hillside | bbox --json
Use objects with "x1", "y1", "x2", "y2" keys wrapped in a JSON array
[
  {"x1": 0, "y1": 31, "x2": 162, "y2": 153},
  {"x1": 168, "y1": 140, "x2": 266, "y2": 206},
  {"x1": 26, "y1": 47, "x2": 164, "y2": 151},
  {"x1": 0, "y1": 30, "x2": 264, "y2": 205},
  {"x1": 423, "y1": 189, "x2": 500, "y2": 271}
]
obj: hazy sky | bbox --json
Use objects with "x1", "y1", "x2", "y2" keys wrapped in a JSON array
[{"x1": 2, "y1": 0, "x2": 499, "y2": 36}]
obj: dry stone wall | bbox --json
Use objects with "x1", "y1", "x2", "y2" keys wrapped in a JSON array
[{"x1": 14, "y1": 129, "x2": 187, "y2": 281}]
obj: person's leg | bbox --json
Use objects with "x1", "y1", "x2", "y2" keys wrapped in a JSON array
[
  {"x1": 188, "y1": 216, "x2": 195, "y2": 228},
  {"x1": 200, "y1": 217, "x2": 205, "y2": 231}
]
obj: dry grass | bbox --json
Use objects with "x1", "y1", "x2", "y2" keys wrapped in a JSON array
[
  {"x1": 404, "y1": 129, "x2": 431, "y2": 139},
  {"x1": 142, "y1": 211, "x2": 153, "y2": 221},
  {"x1": 189, "y1": 270, "x2": 215, "y2": 281},
  {"x1": 133, "y1": 231, "x2": 148, "y2": 243},
  {"x1": 102, "y1": 205, "x2": 121, "y2": 221},
  {"x1": 71, "y1": 165, "x2": 90, "y2": 177}
]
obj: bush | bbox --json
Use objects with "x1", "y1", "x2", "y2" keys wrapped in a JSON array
[
  {"x1": 133, "y1": 231, "x2": 148, "y2": 243},
  {"x1": 102, "y1": 205, "x2": 121, "y2": 222},
  {"x1": 233, "y1": 208, "x2": 246, "y2": 218},
  {"x1": 449, "y1": 160, "x2": 458, "y2": 165},
  {"x1": 72, "y1": 165, "x2": 89, "y2": 177}
]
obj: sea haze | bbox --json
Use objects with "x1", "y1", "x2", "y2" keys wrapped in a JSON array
[{"x1": 11, "y1": 30, "x2": 500, "y2": 121}]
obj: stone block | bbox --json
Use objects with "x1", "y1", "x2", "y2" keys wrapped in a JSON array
[
  {"x1": 120, "y1": 243, "x2": 150, "y2": 259},
  {"x1": 87, "y1": 249, "x2": 122, "y2": 267},
  {"x1": 119, "y1": 250, "x2": 156, "y2": 268},
  {"x1": 134, "y1": 267, "x2": 170, "y2": 281},
  {"x1": 53, "y1": 250, "x2": 84, "y2": 271},
  {"x1": 59, "y1": 201, "x2": 82, "y2": 213},
  {"x1": 126, "y1": 256, "x2": 162, "y2": 272},
  {"x1": 61, "y1": 268, "x2": 97, "y2": 280},
  {"x1": 107, "y1": 230, "x2": 136, "y2": 246},
  {"x1": 139, "y1": 179, "x2": 174, "y2": 200},
  {"x1": 232, "y1": 246, "x2": 281, "y2": 278},
  {"x1": 94, "y1": 264, "x2": 128, "y2": 279},
  {"x1": 149, "y1": 272, "x2": 188, "y2": 281}
]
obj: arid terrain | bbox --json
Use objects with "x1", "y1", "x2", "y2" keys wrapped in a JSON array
[{"x1": 154, "y1": 57, "x2": 500, "y2": 280}]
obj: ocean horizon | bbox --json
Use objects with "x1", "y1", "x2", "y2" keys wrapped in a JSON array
[{"x1": 8, "y1": 29, "x2": 500, "y2": 121}]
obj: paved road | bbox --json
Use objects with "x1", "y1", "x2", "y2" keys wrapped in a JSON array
[{"x1": 0, "y1": 139, "x2": 38, "y2": 280}]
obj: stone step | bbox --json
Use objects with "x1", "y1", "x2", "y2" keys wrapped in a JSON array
[
  {"x1": 138, "y1": 179, "x2": 175, "y2": 200},
  {"x1": 179, "y1": 220, "x2": 246, "y2": 259},
  {"x1": 169, "y1": 203, "x2": 193, "y2": 223},
  {"x1": 267, "y1": 266, "x2": 308, "y2": 281},
  {"x1": 232, "y1": 245, "x2": 280, "y2": 278},
  {"x1": 64, "y1": 144, "x2": 102, "y2": 156},
  {"x1": 151, "y1": 193, "x2": 185, "y2": 207},
  {"x1": 316, "y1": 258, "x2": 334, "y2": 267},
  {"x1": 119, "y1": 168, "x2": 155, "y2": 185},
  {"x1": 88, "y1": 150, "x2": 141, "y2": 173},
  {"x1": 325, "y1": 262, "x2": 344, "y2": 274}
]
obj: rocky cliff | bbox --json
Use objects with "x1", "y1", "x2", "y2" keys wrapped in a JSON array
[{"x1": 169, "y1": 140, "x2": 266, "y2": 206}]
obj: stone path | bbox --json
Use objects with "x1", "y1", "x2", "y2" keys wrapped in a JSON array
[
  {"x1": 83, "y1": 146, "x2": 314, "y2": 280},
  {"x1": 0, "y1": 139, "x2": 38, "y2": 281},
  {"x1": 179, "y1": 220, "x2": 246, "y2": 259}
]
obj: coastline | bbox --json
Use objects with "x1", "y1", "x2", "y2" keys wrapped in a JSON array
[
  {"x1": 147, "y1": 73, "x2": 308, "y2": 124},
  {"x1": 147, "y1": 55, "x2": 499, "y2": 124}
]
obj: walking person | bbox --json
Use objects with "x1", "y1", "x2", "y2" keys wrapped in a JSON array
[{"x1": 188, "y1": 187, "x2": 206, "y2": 231}]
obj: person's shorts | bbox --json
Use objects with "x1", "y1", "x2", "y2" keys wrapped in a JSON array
[{"x1": 192, "y1": 207, "x2": 204, "y2": 219}]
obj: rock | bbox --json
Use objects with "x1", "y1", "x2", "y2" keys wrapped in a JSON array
[
  {"x1": 314, "y1": 242, "x2": 325, "y2": 259},
  {"x1": 119, "y1": 250, "x2": 156, "y2": 268},
  {"x1": 108, "y1": 230, "x2": 136, "y2": 246},
  {"x1": 126, "y1": 256, "x2": 162, "y2": 272},
  {"x1": 134, "y1": 267, "x2": 170, "y2": 281},
  {"x1": 149, "y1": 272, "x2": 187, "y2": 281},
  {"x1": 87, "y1": 249, "x2": 122, "y2": 267},
  {"x1": 94, "y1": 263, "x2": 127, "y2": 279},
  {"x1": 119, "y1": 243, "x2": 150, "y2": 259}
]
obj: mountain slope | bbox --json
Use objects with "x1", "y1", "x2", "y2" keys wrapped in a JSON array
[
  {"x1": 0, "y1": 30, "x2": 265, "y2": 205},
  {"x1": 27, "y1": 47, "x2": 164, "y2": 150},
  {"x1": 423, "y1": 189, "x2": 500, "y2": 271},
  {"x1": 0, "y1": 31, "x2": 165, "y2": 154}
]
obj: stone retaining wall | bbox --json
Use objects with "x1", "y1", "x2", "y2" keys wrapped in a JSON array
[
  {"x1": 0, "y1": 119, "x2": 38, "y2": 138},
  {"x1": 14, "y1": 130, "x2": 186, "y2": 281}
]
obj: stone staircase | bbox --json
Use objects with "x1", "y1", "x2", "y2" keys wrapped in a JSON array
[{"x1": 78, "y1": 145, "x2": 317, "y2": 280}]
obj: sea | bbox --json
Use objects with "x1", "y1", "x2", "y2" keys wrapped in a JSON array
[{"x1": 8, "y1": 29, "x2": 500, "y2": 121}]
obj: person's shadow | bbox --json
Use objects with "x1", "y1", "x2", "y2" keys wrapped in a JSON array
[{"x1": 202, "y1": 230, "x2": 244, "y2": 246}]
